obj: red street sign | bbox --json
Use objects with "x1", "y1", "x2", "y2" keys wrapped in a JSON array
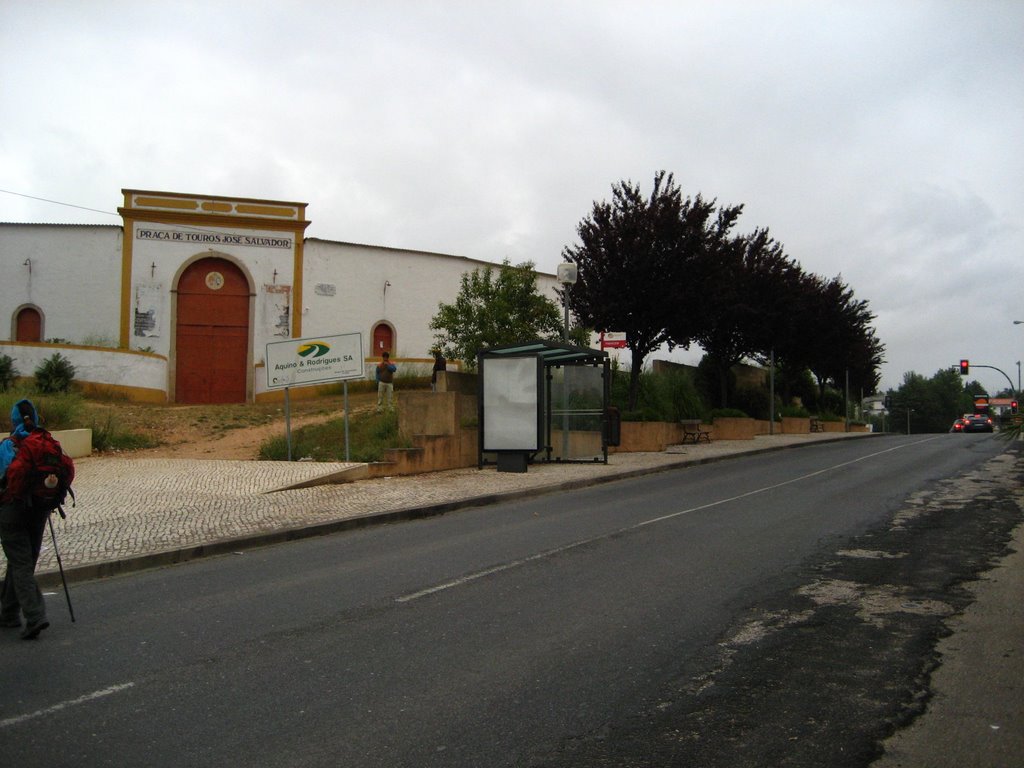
[{"x1": 600, "y1": 332, "x2": 627, "y2": 349}]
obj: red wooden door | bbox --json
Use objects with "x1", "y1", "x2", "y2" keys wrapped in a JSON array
[
  {"x1": 15, "y1": 307, "x2": 42, "y2": 342},
  {"x1": 372, "y1": 324, "x2": 393, "y2": 355},
  {"x1": 175, "y1": 258, "x2": 249, "y2": 403}
]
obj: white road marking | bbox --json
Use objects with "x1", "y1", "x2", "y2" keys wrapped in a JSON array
[
  {"x1": 0, "y1": 682, "x2": 135, "y2": 728},
  {"x1": 396, "y1": 438, "x2": 939, "y2": 603}
]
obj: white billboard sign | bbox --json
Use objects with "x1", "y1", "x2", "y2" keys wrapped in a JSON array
[{"x1": 266, "y1": 333, "x2": 364, "y2": 390}]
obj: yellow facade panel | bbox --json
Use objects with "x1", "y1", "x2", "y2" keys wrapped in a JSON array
[
  {"x1": 201, "y1": 201, "x2": 234, "y2": 213},
  {"x1": 235, "y1": 204, "x2": 297, "y2": 218},
  {"x1": 135, "y1": 196, "x2": 199, "y2": 210}
]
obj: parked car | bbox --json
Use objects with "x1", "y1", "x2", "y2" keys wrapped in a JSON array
[
  {"x1": 950, "y1": 418, "x2": 967, "y2": 432},
  {"x1": 961, "y1": 415, "x2": 994, "y2": 433}
]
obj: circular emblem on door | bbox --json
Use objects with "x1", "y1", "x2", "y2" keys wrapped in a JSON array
[{"x1": 205, "y1": 271, "x2": 225, "y2": 290}]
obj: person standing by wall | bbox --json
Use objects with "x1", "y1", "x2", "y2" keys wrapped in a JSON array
[
  {"x1": 431, "y1": 348, "x2": 447, "y2": 392},
  {"x1": 376, "y1": 352, "x2": 397, "y2": 412}
]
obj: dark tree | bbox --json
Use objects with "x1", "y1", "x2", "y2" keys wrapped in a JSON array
[
  {"x1": 562, "y1": 172, "x2": 717, "y2": 410},
  {"x1": 803, "y1": 276, "x2": 885, "y2": 404},
  {"x1": 683, "y1": 225, "x2": 804, "y2": 408}
]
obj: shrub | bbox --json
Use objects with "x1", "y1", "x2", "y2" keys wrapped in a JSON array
[
  {"x1": 819, "y1": 389, "x2": 845, "y2": 417},
  {"x1": 732, "y1": 384, "x2": 773, "y2": 421},
  {"x1": 711, "y1": 408, "x2": 749, "y2": 419},
  {"x1": 0, "y1": 355, "x2": 19, "y2": 391},
  {"x1": 611, "y1": 366, "x2": 708, "y2": 422},
  {"x1": 90, "y1": 414, "x2": 160, "y2": 452},
  {"x1": 780, "y1": 404, "x2": 811, "y2": 418},
  {"x1": 34, "y1": 353, "x2": 76, "y2": 393}
]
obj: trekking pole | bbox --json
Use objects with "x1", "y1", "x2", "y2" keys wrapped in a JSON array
[{"x1": 47, "y1": 509, "x2": 75, "y2": 623}]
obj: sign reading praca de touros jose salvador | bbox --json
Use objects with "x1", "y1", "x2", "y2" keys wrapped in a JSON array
[{"x1": 266, "y1": 333, "x2": 364, "y2": 390}]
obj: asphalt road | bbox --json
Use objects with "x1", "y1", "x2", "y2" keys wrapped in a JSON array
[{"x1": 1, "y1": 434, "x2": 1018, "y2": 767}]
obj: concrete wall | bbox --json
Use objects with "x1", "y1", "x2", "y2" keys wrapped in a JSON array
[
  {"x1": 782, "y1": 416, "x2": 811, "y2": 434},
  {"x1": 0, "y1": 341, "x2": 168, "y2": 402},
  {"x1": 52, "y1": 428, "x2": 92, "y2": 458}
]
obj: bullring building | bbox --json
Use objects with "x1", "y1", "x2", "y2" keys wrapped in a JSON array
[{"x1": 1, "y1": 189, "x2": 559, "y2": 403}]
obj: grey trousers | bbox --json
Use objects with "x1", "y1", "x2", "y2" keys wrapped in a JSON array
[{"x1": 0, "y1": 501, "x2": 48, "y2": 624}]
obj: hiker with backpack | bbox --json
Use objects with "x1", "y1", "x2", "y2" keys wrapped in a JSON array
[{"x1": 0, "y1": 399, "x2": 75, "y2": 640}]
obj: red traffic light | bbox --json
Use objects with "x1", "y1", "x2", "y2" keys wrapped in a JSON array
[
  {"x1": 959, "y1": 359, "x2": 970, "y2": 375},
  {"x1": 1013, "y1": 400, "x2": 1019, "y2": 414}
]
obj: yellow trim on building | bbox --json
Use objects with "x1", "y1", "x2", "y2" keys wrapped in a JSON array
[
  {"x1": 123, "y1": 189, "x2": 307, "y2": 222},
  {"x1": 201, "y1": 201, "x2": 234, "y2": 213},
  {"x1": 235, "y1": 204, "x2": 298, "y2": 218},
  {"x1": 134, "y1": 196, "x2": 200, "y2": 210}
]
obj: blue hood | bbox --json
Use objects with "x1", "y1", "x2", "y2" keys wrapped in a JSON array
[
  {"x1": 0, "y1": 399, "x2": 37, "y2": 476},
  {"x1": 10, "y1": 398, "x2": 38, "y2": 439}
]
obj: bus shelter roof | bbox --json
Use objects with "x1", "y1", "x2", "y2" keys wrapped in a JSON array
[{"x1": 478, "y1": 339, "x2": 609, "y2": 366}]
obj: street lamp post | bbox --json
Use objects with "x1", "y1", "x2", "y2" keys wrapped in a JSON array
[
  {"x1": 556, "y1": 264, "x2": 578, "y2": 460},
  {"x1": 1016, "y1": 322, "x2": 1024, "y2": 396}
]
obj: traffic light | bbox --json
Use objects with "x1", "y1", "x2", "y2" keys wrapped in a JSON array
[
  {"x1": 959, "y1": 359, "x2": 970, "y2": 376},
  {"x1": 1013, "y1": 400, "x2": 1019, "y2": 415}
]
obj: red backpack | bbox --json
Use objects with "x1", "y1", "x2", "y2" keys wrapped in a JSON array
[{"x1": 9, "y1": 429, "x2": 76, "y2": 513}]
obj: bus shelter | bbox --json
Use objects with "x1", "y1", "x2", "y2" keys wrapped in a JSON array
[{"x1": 477, "y1": 340, "x2": 618, "y2": 472}]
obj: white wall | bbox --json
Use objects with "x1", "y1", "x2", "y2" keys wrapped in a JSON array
[
  {"x1": 0, "y1": 342, "x2": 167, "y2": 394},
  {"x1": 1, "y1": 224, "x2": 123, "y2": 344},
  {"x1": 302, "y1": 238, "x2": 559, "y2": 365}
]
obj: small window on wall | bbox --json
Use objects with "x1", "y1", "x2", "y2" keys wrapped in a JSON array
[
  {"x1": 14, "y1": 306, "x2": 42, "y2": 342},
  {"x1": 372, "y1": 323, "x2": 394, "y2": 355}
]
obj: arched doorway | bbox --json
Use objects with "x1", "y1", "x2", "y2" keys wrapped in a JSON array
[
  {"x1": 14, "y1": 306, "x2": 42, "y2": 342},
  {"x1": 175, "y1": 257, "x2": 250, "y2": 403},
  {"x1": 372, "y1": 323, "x2": 394, "y2": 356}
]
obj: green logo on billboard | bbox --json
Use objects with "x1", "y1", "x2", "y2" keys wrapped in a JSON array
[{"x1": 298, "y1": 342, "x2": 331, "y2": 358}]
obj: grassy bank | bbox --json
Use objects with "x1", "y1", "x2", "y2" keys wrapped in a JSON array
[{"x1": 258, "y1": 409, "x2": 409, "y2": 462}]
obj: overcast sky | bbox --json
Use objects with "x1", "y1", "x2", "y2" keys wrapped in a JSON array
[{"x1": 2, "y1": 1, "x2": 1022, "y2": 395}]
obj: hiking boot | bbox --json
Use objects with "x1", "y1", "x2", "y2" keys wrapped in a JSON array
[
  {"x1": 0, "y1": 615, "x2": 21, "y2": 629},
  {"x1": 20, "y1": 619, "x2": 49, "y2": 640}
]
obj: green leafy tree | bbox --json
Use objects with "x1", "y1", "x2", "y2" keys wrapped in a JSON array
[
  {"x1": 429, "y1": 260, "x2": 562, "y2": 369},
  {"x1": 563, "y1": 171, "x2": 720, "y2": 409},
  {"x1": 888, "y1": 368, "x2": 975, "y2": 433}
]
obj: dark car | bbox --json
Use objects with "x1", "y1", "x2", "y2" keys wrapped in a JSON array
[
  {"x1": 950, "y1": 418, "x2": 967, "y2": 433},
  {"x1": 961, "y1": 415, "x2": 994, "y2": 433}
]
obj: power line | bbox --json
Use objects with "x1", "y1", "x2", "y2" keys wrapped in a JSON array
[
  {"x1": 0, "y1": 187, "x2": 121, "y2": 218},
  {"x1": 0, "y1": 187, "x2": 295, "y2": 240}
]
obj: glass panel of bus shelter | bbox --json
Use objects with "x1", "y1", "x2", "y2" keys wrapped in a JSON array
[{"x1": 548, "y1": 364, "x2": 605, "y2": 461}]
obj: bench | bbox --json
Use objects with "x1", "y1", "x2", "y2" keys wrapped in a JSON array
[
  {"x1": 810, "y1": 418, "x2": 824, "y2": 433},
  {"x1": 680, "y1": 419, "x2": 712, "y2": 444}
]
